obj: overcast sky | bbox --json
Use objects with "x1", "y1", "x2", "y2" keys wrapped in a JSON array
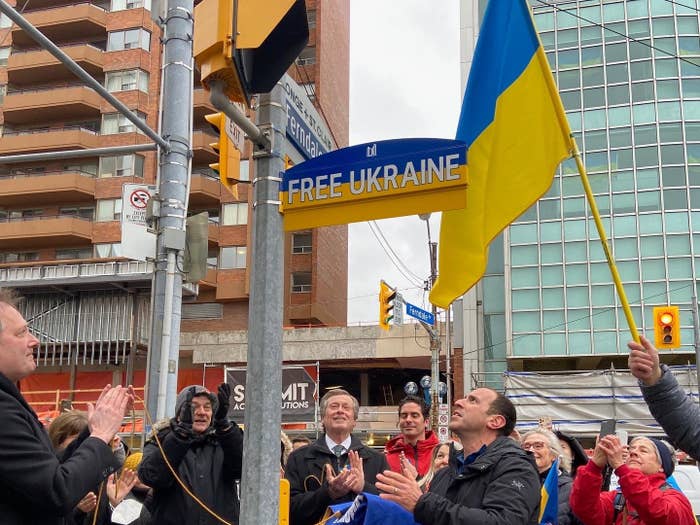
[{"x1": 347, "y1": 0, "x2": 462, "y2": 324}]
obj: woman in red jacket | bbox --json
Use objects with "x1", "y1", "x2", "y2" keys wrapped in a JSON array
[{"x1": 570, "y1": 434, "x2": 694, "y2": 525}]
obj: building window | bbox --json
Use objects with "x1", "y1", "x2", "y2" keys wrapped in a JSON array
[
  {"x1": 59, "y1": 206, "x2": 94, "y2": 219},
  {"x1": 219, "y1": 246, "x2": 246, "y2": 269},
  {"x1": 0, "y1": 13, "x2": 10, "y2": 28},
  {"x1": 56, "y1": 248, "x2": 92, "y2": 260},
  {"x1": 291, "y1": 272, "x2": 312, "y2": 293},
  {"x1": 292, "y1": 232, "x2": 312, "y2": 254},
  {"x1": 0, "y1": 47, "x2": 10, "y2": 66},
  {"x1": 306, "y1": 10, "x2": 316, "y2": 28},
  {"x1": 96, "y1": 199, "x2": 122, "y2": 221},
  {"x1": 297, "y1": 47, "x2": 316, "y2": 66},
  {"x1": 0, "y1": 85, "x2": 5, "y2": 105},
  {"x1": 0, "y1": 208, "x2": 43, "y2": 221},
  {"x1": 101, "y1": 112, "x2": 147, "y2": 135},
  {"x1": 107, "y1": 28, "x2": 151, "y2": 52},
  {"x1": 95, "y1": 243, "x2": 122, "y2": 258},
  {"x1": 99, "y1": 154, "x2": 144, "y2": 178},
  {"x1": 111, "y1": 0, "x2": 152, "y2": 11},
  {"x1": 0, "y1": 251, "x2": 38, "y2": 263},
  {"x1": 221, "y1": 202, "x2": 247, "y2": 225},
  {"x1": 239, "y1": 159, "x2": 250, "y2": 182},
  {"x1": 207, "y1": 248, "x2": 218, "y2": 269},
  {"x1": 105, "y1": 69, "x2": 149, "y2": 93}
]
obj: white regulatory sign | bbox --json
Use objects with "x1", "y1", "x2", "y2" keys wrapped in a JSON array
[{"x1": 121, "y1": 183, "x2": 156, "y2": 261}]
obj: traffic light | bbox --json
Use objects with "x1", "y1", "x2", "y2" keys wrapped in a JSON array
[
  {"x1": 379, "y1": 280, "x2": 397, "y2": 331},
  {"x1": 205, "y1": 112, "x2": 241, "y2": 198},
  {"x1": 193, "y1": 0, "x2": 309, "y2": 105},
  {"x1": 653, "y1": 305, "x2": 681, "y2": 349}
]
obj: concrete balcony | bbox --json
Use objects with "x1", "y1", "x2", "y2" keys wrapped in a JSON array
[
  {"x1": 3, "y1": 84, "x2": 103, "y2": 125},
  {"x1": 192, "y1": 129, "x2": 218, "y2": 165},
  {"x1": 0, "y1": 216, "x2": 93, "y2": 249},
  {"x1": 11, "y1": 3, "x2": 107, "y2": 49},
  {"x1": 0, "y1": 258, "x2": 199, "y2": 296},
  {"x1": 7, "y1": 44, "x2": 105, "y2": 86},
  {"x1": 193, "y1": 88, "x2": 216, "y2": 122},
  {"x1": 189, "y1": 172, "x2": 223, "y2": 207},
  {"x1": 0, "y1": 171, "x2": 96, "y2": 207},
  {"x1": 0, "y1": 127, "x2": 101, "y2": 154}
]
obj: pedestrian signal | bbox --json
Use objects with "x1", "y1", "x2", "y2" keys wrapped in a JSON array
[
  {"x1": 653, "y1": 305, "x2": 680, "y2": 349},
  {"x1": 379, "y1": 280, "x2": 397, "y2": 331}
]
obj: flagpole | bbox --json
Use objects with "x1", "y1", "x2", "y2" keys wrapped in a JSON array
[{"x1": 571, "y1": 139, "x2": 640, "y2": 343}]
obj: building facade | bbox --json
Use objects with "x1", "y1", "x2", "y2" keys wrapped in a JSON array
[
  {"x1": 458, "y1": 0, "x2": 700, "y2": 393},
  {"x1": 0, "y1": 0, "x2": 349, "y2": 399}
]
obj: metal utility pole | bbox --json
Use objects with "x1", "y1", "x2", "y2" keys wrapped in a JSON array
[
  {"x1": 146, "y1": 0, "x2": 194, "y2": 421},
  {"x1": 419, "y1": 214, "x2": 441, "y2": 429},
  {"x1": 237, "y1": 85, "x2": 286, "y2": 525}
]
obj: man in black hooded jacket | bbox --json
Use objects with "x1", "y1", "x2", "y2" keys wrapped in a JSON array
[{"x1": 139, "y1": 383, "x2": 243, "y2": 525}]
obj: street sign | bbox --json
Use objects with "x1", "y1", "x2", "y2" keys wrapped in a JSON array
[
  {"x1": 280, "y1": 138, "x2": 468, "y2": 231},
  {"x1": 282, "y1": 74, "x2": 334, "y2": 160},
  {"x1": 121, "y1": 183, "x2": 156, "y2": 261},
  {"x1": 225, "y1": 105, "x2": 246, "y2": 152},
  {"x1": 405, "y1": 301, "x2": 435, "y2": 325},
  {"x1": 394, "y1": 292, "x2": 405, "y2": 325}
]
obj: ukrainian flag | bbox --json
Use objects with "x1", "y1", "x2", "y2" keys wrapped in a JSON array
[
  {"x1": 539, "y1": 459, "x2": 559, "y2": 525},
  {"x1": 430, "y1": 0, "x2": 573, "y2": 308}
]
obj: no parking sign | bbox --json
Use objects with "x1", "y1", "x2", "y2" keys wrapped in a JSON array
[{"x1": 121, "y1": 183, "x2": 156, "y2": 260}]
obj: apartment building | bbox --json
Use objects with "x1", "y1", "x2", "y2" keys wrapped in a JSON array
[{"x1": 0, "y1": 0, "x2": 349, "y2": 402}]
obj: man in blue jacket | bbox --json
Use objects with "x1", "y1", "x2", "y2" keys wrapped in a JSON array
[
  {"x1": 0, "y1": 288, "x2": 133, "y2": 525},
  {"x1": 377, "y1": 388, "x2": 541, "y2": 525}
]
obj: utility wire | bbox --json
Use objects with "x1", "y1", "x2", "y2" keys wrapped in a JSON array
[
  {"x1": 535, "y1": 0, "x2": 700, "y2": 71},
  {"x1": 369, "y1": 220, "x2": 425, "y2": 284},
  {"x1": 367, "y1": 221, "x2": 425, "y2": 287}
]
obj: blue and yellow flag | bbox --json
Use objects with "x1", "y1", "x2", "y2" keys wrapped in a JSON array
[
  {"x1": 539, "y1": 459, "x2": 559, "y2": 525},
  {"x1": 430, "y1": 0, "x2": 573, "y2": 308}
]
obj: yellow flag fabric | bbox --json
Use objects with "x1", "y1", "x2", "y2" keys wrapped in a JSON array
[{"x1": 430, "y1": 0, "x2": 573, "y2": 308}]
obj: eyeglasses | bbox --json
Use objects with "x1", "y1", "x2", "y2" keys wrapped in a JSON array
[{"x1": 522, "y1": 441, "x2": 548, "y2": 451}]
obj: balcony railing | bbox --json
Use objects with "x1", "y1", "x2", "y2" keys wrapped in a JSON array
[{"x1": 2, "y1": 125, "x2": 99, "y2": 137}]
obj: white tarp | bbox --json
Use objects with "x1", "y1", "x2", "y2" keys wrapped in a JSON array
[{"x1": 504, "y1": 366, "x2": 699, "y2": 436}]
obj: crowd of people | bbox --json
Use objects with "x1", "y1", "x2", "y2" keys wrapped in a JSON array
[{"x1": 1, "y1": 284, "x2": 700, "y2": 525}]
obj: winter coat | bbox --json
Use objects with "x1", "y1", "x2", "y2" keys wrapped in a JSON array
[
  {"x1": 414, "y1": 435, "x2": 541, "y2": 525},
  {"x1": 640, "y1": 364, "x2": 700, "y2": 460},
  {"x1": 138, "y1": 422, "x2": 243, "y2": 525},
  {"x1": 285, "y1": 434, "x2": 389, "y2": 525},
  {"x1": 570, "y1": 460, "x2": 695, "y2": 525},
  {"x1": 538, "y1": 465, "x2": 582, "y2": 525},
  {"x1": 384, "y1": 430, "x2": 440, "y2": 478},
  {"x1": 0, "y1": 372, "x2": 120, "y2": 525}
]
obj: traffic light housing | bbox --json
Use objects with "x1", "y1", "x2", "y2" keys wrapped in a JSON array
[
  {"x1": 653, "y1": 305, "x2": 681, "y2": 349},
  {"x1": 379, "y1": 280, "x2": 397, "y2": 331},
  {"x1": 193, "y1": 0, "x2": 309, "y2": 105},
  {"x1": 205, "y1": 112, "x2": 241, "y2": 198}
]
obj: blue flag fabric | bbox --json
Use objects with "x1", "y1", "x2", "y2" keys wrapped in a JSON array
[
  {"x1": 327, "y1": 492, "x2": 420, "y2": 525},
  {"x1": 539, "y1": 459, "x2": 559, "y2": 525}
]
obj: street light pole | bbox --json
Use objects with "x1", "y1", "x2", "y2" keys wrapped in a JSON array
[{"x1": 420, "y1": 214, "x2": 441, "y2": 430}]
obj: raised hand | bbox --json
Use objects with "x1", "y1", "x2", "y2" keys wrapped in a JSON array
[
  {"x1": 324, "y1": 463, "x2": 353, "y2": 500},
  {"x1": 345, "y1": 450, "x2": 365, "y2": 494},
  {"x1": 76, "y1": 491, "x2": 97, "y2": 513},
  {"x1": 88, "y1": 385, "x2": 133, "y2": 444},
  {"x1": 106, "y1": 469, "x2": 138, "y2": 507},
  {"x1": 628, "y1": 335, "x2": 662, "y2": 386},
  {"x1": 214, "y1": 383, "x2": 231, "y2": 430},
  {"x1": 171, "y1": 386, "x2": 196, "y2": 440}
]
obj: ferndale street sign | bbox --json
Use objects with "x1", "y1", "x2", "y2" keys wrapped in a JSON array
[{"x1": 280, "y1": 138, "x2": 468, "y2": 231}]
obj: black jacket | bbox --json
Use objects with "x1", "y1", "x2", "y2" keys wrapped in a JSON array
[
  {"x1": 138, "y1": 422, "x2": 243, "y2": 525},
  {"x1": 414, "y1": 436, "x2": 541, "y2": 525},
  {"x1": 0, "y1": 373, "x2": 120, "y2": 525},
  {"x1": 285, "y1": 435, "x2": 389, "y2": 525}
]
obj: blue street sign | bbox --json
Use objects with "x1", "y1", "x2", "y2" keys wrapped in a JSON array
[{"x1": 405, "y1": 302, "x2": 435, "y2": 325}]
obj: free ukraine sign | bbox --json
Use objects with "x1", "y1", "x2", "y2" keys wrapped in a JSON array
[{"x1": 281, "y1": 138, "x2": 468, "y2": 231}]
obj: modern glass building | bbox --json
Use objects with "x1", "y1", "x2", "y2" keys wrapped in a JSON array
[{"x1": 463, "y1": 0, "x2": 700, "y2": 389}]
